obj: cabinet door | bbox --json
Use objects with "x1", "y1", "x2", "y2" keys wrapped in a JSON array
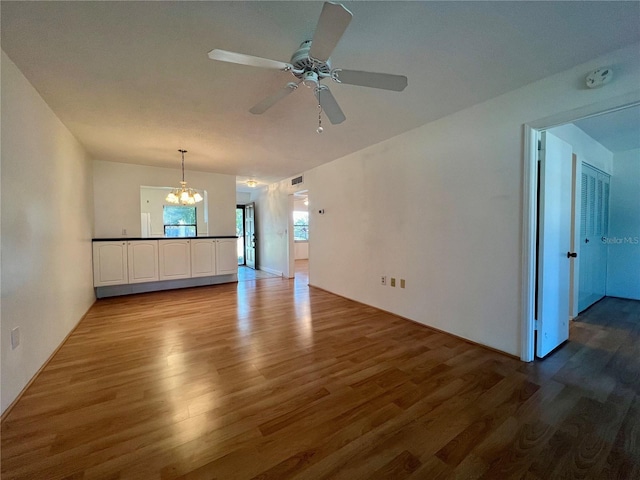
[
  {"x1": 191, "y1": 239, "x2": 217, "y2": 277},
  {"x1": 159, "y1": 240, "x2": 191, "y2": 280},
  {"x1": 216, "y1": 238, "x2": 238, "y2": 275},
  {"x1": 93, "y1": 242, "x2": 128, "y2": 286},
  {"x1": 127, "y1": 241, "x2": 159, "y2": 284}
]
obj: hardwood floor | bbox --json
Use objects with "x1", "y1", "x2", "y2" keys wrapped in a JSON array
[
  {"x1": 237, "y1": 266, "x2": 281, "y2": 282},
  {"x1": 1, "y1": 277, "x2": 638, "y2": 479}
]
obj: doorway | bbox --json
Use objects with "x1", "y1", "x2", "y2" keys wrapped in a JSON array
[
  {"x1": 288, "y1": 190, "x2": 310, "y2": 280},
  {"x1": 522, "y1": 101, "x2": 640, "y2": 361},
  {"x1": 244, "y1": 202, "x2": 256, "y2": 269},
  {"x1": 236, "y1": 205, "x2": 245, "y2": 266}
]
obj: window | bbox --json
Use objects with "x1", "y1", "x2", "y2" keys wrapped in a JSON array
[
  {"x1": 293, "y1": 211, "x2": 309, "y2": 241},
  {"x1": 163, "y1": 206, "x2": 196, "y2": 237}
]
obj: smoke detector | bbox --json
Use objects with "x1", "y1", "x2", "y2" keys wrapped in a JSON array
[{"x1": 585, "y1": 67, "x2": 613, "y2": 89}]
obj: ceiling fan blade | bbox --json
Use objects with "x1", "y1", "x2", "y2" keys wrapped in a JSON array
[
  {"x1": 309, "y1": 2, "x2": 353, "y2": 62},
  {"x1": 315, "y1": 85, "x2": 346, "y2": 125},
  {"x1": 332, "y1": 69, "x2": 408, "y2": 92},
  {"x1": 208, "y1": 49, "x2": 291, "y2": 71},
  {"x1": 250, "y1": 82, "x2": 300, "y2": 115}
]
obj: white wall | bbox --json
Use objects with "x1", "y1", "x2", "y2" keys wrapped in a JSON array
[
  {"x1": 257, "y1": 43, "x2": 640, "y2": 357},
  {"x1": 548, "y1": 124, "x2": 613, "y2": 174},
  {"x1": 293, "y1": 198, "x2": 308, "y2": 212},
  {"x1": 1, "y1": 52, "x2": 96, "y2": 413},
  {"x1": 93, "y1": 160, "x2": 236, "y2": 238},
  {"x1": 236, "y1": 191, "x2": 251, "y2": 205},
  {"x1": 295, "y1": 242, "x2": 309, "y2": 260},
  {"x1": 607, "y1": 148, "x2": 640, "y2": 300}
]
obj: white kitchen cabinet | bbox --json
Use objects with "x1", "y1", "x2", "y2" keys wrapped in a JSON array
[
  {"x1": 93, "y1": 241, "x2": 128, "y2": 286},
  {"x1": 159, "y1": 240, "x2": 191, "y2": 280},
  {"x1": 127, "y1": 240, "x2": 159, "y2": 284},
  {"x1": 216, "y1": 238, "x2": 238, "y2": 275},
  {"x1": 93, "y1": 237, "x2": 237, "y2": 296},
  {"x1": 191, "y1": 238, "x2": 217, "y2": 277}
]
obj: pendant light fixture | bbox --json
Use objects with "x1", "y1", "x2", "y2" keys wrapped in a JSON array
[{"x1": 166, "y1": 149, "x2": 203, "y2": 205}]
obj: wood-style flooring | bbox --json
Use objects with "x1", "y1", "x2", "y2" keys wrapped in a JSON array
[{"x1": 2, "y1": 265, "x2": 639, "y2": 479}]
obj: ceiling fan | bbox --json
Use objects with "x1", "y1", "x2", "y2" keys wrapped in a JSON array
[{"x1": 207, "y1": 2, "x2": 408, "y2": 128}]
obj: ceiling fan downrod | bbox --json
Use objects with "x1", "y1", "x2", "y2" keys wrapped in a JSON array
[{"x1": 316, "y1": 87, "x2": 324, "y2": 134}]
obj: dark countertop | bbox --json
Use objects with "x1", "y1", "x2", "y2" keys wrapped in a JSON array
[{"x1": 93, "y1": 236, "x2": 237, "y2": 241}]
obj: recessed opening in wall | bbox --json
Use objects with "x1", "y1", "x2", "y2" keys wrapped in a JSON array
[
  {"x1": 140, "y1": 186, "x2": 208, "y2": 237},
  {"x1": 164, "y1": 205, "x2": 197, "y2": 237}
]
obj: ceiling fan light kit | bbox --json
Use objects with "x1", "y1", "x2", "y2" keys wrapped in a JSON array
[{"x1": 207, "y1": 2, "x2": 408, "y2": 130}]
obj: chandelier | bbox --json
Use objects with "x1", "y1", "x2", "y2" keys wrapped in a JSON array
[{"x1": 166, "y1": 149, "x2": 203, "y2": 205}]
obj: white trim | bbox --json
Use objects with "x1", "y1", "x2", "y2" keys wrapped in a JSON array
[
  {"x1": 521, "y1": 125, "x2": 538, "y2": 362},
  {"x1": 521, "y1": 93, "x2": 640, "y2": 362},
  {"x1": 287, "y1": 194, "x2": 295, "y2": 279},
  {"x1": 528, "y1": 92, "x2": 640, "y2": 130}
]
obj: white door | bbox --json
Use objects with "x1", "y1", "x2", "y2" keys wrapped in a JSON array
[
  {"x1": 536, "y1": 132, "x2": 574, "y2": 358},
  {"x1": 578, "y1": 164, "x2": 610, "y2": 312},
  {"x1": 245, "y1": 203, "x2": 256, "y2": 269}
]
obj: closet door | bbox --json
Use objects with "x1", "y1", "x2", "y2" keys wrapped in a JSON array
[{"x1": 578, "y1": 163, "x2": 610, "y2": 312}]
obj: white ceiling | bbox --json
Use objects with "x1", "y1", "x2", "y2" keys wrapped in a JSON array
[
  {"x1": 573, "y1": 105, "x2": 640, "y2": 153},
  {"x1": 2, "y1": 1, "x2": 639, "y2": 189}
]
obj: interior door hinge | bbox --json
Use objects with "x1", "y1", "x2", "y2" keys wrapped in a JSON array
[
  {"x1": 537, "y1": 139, "x2": 542, "y2": 151},
  {"x1": 534, "y1": 319, "x2": 541, "y2": 331}
]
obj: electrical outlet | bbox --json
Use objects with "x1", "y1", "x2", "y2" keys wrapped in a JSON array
[
  {"x1": 401, "y1": 279, "x2": 406, "y2": 289},
  {"x1": 381, "y1": 275, "x2": 387, "y2": 286},
  {"x1": 390, "y1": 277, "x2": 396, "y2": 287},
  {"x1": 122, "y1": 228, "x2": 127, "y2": 236},
  {"x1": 11, "y1": 327, "x2": 20, "y2": 349}
]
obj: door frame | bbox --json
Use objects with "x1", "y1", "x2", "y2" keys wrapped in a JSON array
[
  {"x1": 287, "y1": 190, "x2": 310, "y2": 279},
  {"x1": 287, "y1": 194, "x2": 295, "y2": 278},
  {"x1": 520, "y1": 93, "x2": 639, "y2": 362}
]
